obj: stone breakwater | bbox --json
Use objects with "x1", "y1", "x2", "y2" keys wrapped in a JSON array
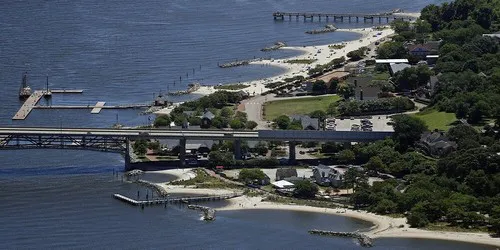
[
  {"x1": 188, "y1": 204, "x2": 216, "y2": 221},
  {"x1": 218, "y1": 58, "x2": 265, "y2": 68},
  {"x1": 261, "y1": 42, "x2": 286, "y2": 51},
  {"x1": 305, "y1": 24, "x2": 337, "y2": 34},
  {"x1": 169, "y1": 83, "x2": 200, "y2": 96},
  {"x1": 308, "y1": 230, "x2": 373, "y2": 247},
  {"x1": 135, "y1": 179, "x2": 169, "y2": 197}
]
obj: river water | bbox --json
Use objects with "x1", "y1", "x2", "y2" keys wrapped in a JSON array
[{"x1": 0, "y1": 0, "x2": 495, "y2": 249}]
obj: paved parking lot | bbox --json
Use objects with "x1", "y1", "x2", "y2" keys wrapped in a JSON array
[{"x1": 334, "y1": 115, "x2": 394, "y2": 132}]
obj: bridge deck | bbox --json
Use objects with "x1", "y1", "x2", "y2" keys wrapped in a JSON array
[
  {"x1": 12, "y1": 91, "x2": 45, "y2": 120},
  {"x1": 33, "y1": 104, "x2": 149, "y2": 110}
]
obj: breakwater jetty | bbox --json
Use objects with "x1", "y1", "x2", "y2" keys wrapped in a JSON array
[
  {"x1": 187, "y1": 204, "x2": 216, "y2": 221},
  {"x1": 273, "y1": 11, "x2": 413, "y2": 23},
  {"x1": 261, "y1": 42, "x2": 286, "y2": 52},
  {"x1": 168, "y1": 83, "x2": 200, "y2": 96},
  {"x1": 113, "y1": 193, "x2": 241, "y2": 207},
  {"x1": 308, "y1": 230, "x2": 373, "y2": 247},
  {"x1": 306, "y1": 24, "x2": 337, "y2": 34},
  {"x1": 218, "y1": 58, "x2": 265, "y2": 68}
]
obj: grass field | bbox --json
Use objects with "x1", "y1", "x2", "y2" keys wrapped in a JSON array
[
  {"x1": 263, "y1": 95, "x2": 341, "y2": 120},
  {"x1": 412, "y1": 109, "x2": 457, "y2": 131}
]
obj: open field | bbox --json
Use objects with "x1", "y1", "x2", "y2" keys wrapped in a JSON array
[
  {"x1": 411, "y1": 109, "x2": 457, "y2": 131},
  {"x1": 263, "y1": 95, "x2": 341, "y2": 120}
]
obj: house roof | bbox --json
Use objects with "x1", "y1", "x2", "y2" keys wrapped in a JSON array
[
  {"x1": 290, "y1": 115, "x2": 319, "y2": 130},
  {"x1": 271, "y1": 180, "x2": 295, "y2": 189},
  {"x1": 276, "y1": 168, "x2": 298, "y2": 179},
  {"x1": 390, "y1": 63, "x2": 411, "y2": 75},
  {"x1": 375, "y1": 59, "x2": 409, "y2": 64},
  {"x1": 202, "y1": 110, "x2": 215, "y2": 120},
  {"x1": 420, "y1": 132, "x2": 457, "y2": 149},
  {"x1": 183, "y1": 111, "x2": 196, "y2": 117},
  {"x1": 408, "y1": 41, "x2": 441, "y2": 52}
]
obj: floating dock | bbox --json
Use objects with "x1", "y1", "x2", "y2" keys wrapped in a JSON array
[
  {"x1": 113, "y1": 193, "x2": 240, "y2": 207},
  {"x1": 51, "y1": 89, "x2": 84, "y2": 94},
  {"x1": 91, "y1": 102, "x2": 106, "y2": 114}
]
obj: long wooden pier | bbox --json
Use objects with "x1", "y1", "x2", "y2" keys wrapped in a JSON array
[
  {"x1": 13, "y1": 89, "x2": 84, "y2": 120},
  {"x1": 12, "y1": 91, "x2": 45, "y2": 120},
  {"x1": 113, "y1": 193, "x2": 241, "y2": 207},
  {"x1": 273, "y1": 11, "x2": 413, "y2": 23},
  {"x1": 51, "y1": 89, "x2": 84, "y2": 94}
]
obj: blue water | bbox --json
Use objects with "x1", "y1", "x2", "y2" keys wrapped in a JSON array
[{"x1": 2, "y1": 0, "x2": 493, "y2": 249}]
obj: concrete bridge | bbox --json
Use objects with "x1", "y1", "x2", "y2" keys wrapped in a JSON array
[
  {"x1": 272, "y1": 11, "x2": 413, "y2": 23},
  {"x1": 0, "y1": 127, "x2": 393, "y2": 168}
]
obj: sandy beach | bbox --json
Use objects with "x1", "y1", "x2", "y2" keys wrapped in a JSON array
[
  {"x1": 218, "y1": 196, "x2": 500, "y2": 247},
  {"x1": 189, "y1": 26, "x2": 395, "y2": 97},
  {"x1": 146, "y1": 169, "x2": 500, "y2": 248}
]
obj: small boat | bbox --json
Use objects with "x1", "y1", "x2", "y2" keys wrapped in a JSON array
[{"x1": 19, "y1": 72, "x2": 32, "y2": 99}]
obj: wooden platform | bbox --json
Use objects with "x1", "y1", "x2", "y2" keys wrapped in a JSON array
[
  {"x1": 51, "y1": 89, "x2": 84, "y2": 94},
  {"x1": 91, "y1": 102, "x2": 106, "y2": 114},
  {"x1": 12, "y1": 91, "x2": 45, "y2": 120},
  {"x1": 113, "y1": 193, "x2": 240, "y2": 207}
]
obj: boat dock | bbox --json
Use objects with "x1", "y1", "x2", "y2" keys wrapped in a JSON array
[
  {"x1": 12, "y1": 91, "x2": 45, "y2": 120},
  {"x1": 113, "y1": 193, "x2": 240, "y2": 207},
  {"x1": 13, "y1": 88, "x2": 84, "y2": 120},
  {"x1": 91, "y1": 102, "x2": 106, "y2": 114},
  {"x1": 51, "y1": 89, "x2": 84, "y2": 94}
]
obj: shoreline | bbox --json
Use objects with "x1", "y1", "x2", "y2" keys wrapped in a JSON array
[
  {"x1": 218, "y1": 196, "x2": 500, "y2": 247},
  {"x1": 189, "y1": 24, "x2": 398, "y2": 97},
  {"x1": 145, "y1": 169, "x2": 500, "y2": 248}
]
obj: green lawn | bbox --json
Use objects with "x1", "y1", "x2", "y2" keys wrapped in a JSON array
[
  {"x1": 263, "y1": 95, "x2": 341, "y2": 120},
  {"x1": 412, "y1": 109, "x2": 457, "y2": 131}
]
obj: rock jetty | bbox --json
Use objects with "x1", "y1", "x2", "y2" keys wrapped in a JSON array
[
  {"x1": 305, "y1": 24, "x2": 337, "y2": 34},
  {"x1": 135, "y1": 179, "x2": 169, "y2": 197},
  {"x1": 308, "y1": 230, "x2": 373, "y2": 247},
  {"x1": 188, "y1": 204, "x2": 216, "y2": 221},
  {"x1": 169, "y1": 83, "x2": 200, "y2": 96},
  {"x1": 261, "y1": 41, "x2": 286, "y2": 52}
]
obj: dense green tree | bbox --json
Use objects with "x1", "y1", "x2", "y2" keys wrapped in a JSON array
[
  {"x1": 245, "y1": 120, "x2": 258, "y2": 130},
  {"x1": 391, "y1": 115, "x2": 428, "y2": 151},
  {"x1": 133, "y1": 140, "x2": 148, "y2": 156},
  {"x1": 309, "y1": 110, "x2": 327, "y2": 120},
  {"x1": 254, "y1": 141, "x2": 269, "y2": 156},
  {"x1": 208, "y1": 151, "x2": 235, "y2": 167},
  {"x1": 377, "y1": 42, "x2": 407, "y2": 59},
  {"x1": 220, "y1": 107, "x2": 234, "y2": 118},
  {"x1": 312, "y1": 80, "x2": 327, "y2": 94},
  {"x1": 274, "y1": 115, "x2": 291, "y2": 130},
  {"x1": 229, "y1": 119, "x2": 245, "y2": 129},
  {"x1": 293, "y1": 180, "x2": 319, "y2": 199},
  {"x1": 337, "y1": 82, "x2": 355, "y2": 100},
  {"x1": 147, "y1": 141, "x2": 161, "y2": 152},
  {"x1": 154, "y1": 115, "x2": 171, "y2": 127},
  {"x1": 338, "y1": 149, "x2": 355, "y2": 164},
  {"x1": 365, "y1": 156, "x2": 386, "y2": 172},
  {"x1": 407, "y1": 211, "x2": 430, "y2": 227},
  {"x1": 238, "y1": 168, "x2": 267, "y2": 183}
]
